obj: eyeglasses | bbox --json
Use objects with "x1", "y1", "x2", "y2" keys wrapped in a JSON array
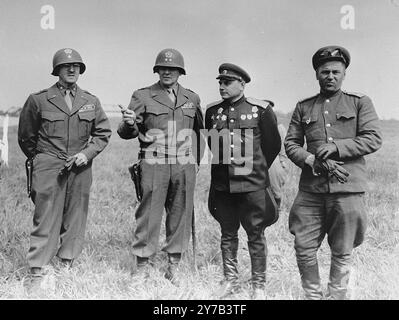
[
  {"x1": 319, "y1": 49, "x2": 347, "y2": 64},
  {"x1": 60, "y1": 63, "x2": 81, "y2": 69}
]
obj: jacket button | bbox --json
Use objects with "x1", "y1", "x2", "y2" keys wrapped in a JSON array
[
  {"x1": 328, "y1": 137, "x2": 333, "y2": 141},
  {"x1": 326, "y1": 123, "x2": 331, "y2": 127}
]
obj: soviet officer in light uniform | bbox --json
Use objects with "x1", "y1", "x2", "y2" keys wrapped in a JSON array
[
  {"x1": 117, "y1": 48, "x2": 204, "y2": 280},
  {"x1": 284, "y1": 45, "x2": 382, "y2": 299},
  {"x1": 18, "y1": 48, "x2": 111, "y2": 284},
  {"x1": 205, "y1": 63, "x2": 281, "y2": 299}
]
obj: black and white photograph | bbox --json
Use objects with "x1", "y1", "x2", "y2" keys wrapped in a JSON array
[{"x1": 0, "y1": 0, "x2": 398, "y2": 306}]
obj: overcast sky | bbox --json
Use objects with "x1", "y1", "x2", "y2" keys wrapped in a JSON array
[{"x1": 1, "y1": 0, "x2": 398, "y2": 119}]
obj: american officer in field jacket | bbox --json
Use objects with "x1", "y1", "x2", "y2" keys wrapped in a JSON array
[
  {"x1": 205, "y1": 63, "x2": 281, "y2": 299},
  {"x1": 284, "y1": 45, "x2": 382, "y2": 300},
  {"x1": 117, "y1": 48, "x2": 204, "y2": 281},
  {"x1": 18, "y1": 48, "x2": 111, "y2": 285}
]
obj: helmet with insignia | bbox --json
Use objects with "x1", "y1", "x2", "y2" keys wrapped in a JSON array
[
  {"x1": 312, "y1": 45, "x2": 350, "y2": 70},
  {"x1": 216, "y1": 63, "x2": 251, "y2": 83},
  {"x1": 52, "y1": 48, "x2": 86, "y2": 76},
  {"x1": 153, "y1": 48, "x2": 186, "y2": 75}
]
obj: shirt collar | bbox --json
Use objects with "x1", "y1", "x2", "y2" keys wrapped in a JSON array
[
  {"x1": 56, "y1": 82, "x2": 77, "y2": 97},
  {"x1": 159, "y1": 82, "x2": 179, "y2": 95}
]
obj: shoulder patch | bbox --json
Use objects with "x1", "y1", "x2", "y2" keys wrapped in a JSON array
[
  {"x1": 343, "y1": 91, "x2": 365, "y2": 98},
  {"x1": 246, "y1": 97, "x2": 271, "y2": 109},
  {"x1": 298, "y1": 94, "x2": 318, "y2": 103},
  {"x1": 33, "y1": 89, "x2": 48, "y2": 95},
  {"x1": 206, "y1": 100, "x2": 223, "y2": 110}
]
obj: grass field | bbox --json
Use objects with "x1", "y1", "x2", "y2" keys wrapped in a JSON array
[{"x1": 0, "y1": 116, "x2": 398, "y2": 300}]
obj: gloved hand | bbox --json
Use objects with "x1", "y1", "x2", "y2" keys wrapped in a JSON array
[
  {"x1": 73, "y1": 152, "x2": 88, "y2": 167},
  {"x1": 313, "y1": 158, "x2": 349, "y2": 183},
  {"x1": 316, "y1": 143, "x2": 338, "y2": 160}
]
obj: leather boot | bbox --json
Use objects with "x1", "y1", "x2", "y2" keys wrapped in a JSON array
[
  {"x1": 217, "y1": 249, "x2": 240, "y2": 298},
  {"x1": 326, "y1": 260, "x2": 351, "y2": 300},
  {"x1": 298, "y1": 263, "x2": 323, "y2": 300},
  {"x1": 250, "y1": 256, "x2": 266, "y2": 300},
  {"x1": 133, "y1": 256, "x2": 150, "y2": 277},
  {"x1": 164, "y1": 253, "x2": 181, "y2": 282}
]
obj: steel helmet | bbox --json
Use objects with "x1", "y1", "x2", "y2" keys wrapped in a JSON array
[
  {"x1": 51, "y1": 48, "x2": 86, "y2": 76},
  {"x1": 153, "y1": 48, "x2": 186, "y2": 75}
]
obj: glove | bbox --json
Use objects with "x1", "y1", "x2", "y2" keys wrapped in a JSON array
[
  {"x1": 316, "y1": 143, "x2": 338, "y2": 160},
  {"x1": 313, "y1": 158, "x2": 349, "y2": 183}
]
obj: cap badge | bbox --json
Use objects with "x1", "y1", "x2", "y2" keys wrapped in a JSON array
[
  {"x1": 241, "y1": 114, "x2": 246, "y2": 120},
  {"x1": 247, "y1": 114, "x2": 252, "y2": 120},
  {"x1": 252, "y1": 106, "x2": 257, "y2": 112},
  {"x1": 64, "y1": 49, "x2": 72, "y2": 54},
  {"x1": 165, "y1": 51, "x2": 173, "y2": 58},
  {"x1": 305, "y1": 118, "x2": 311, "y2": 124},
  {"x1": 253, "y1": 113, "x2": 258, "y2": 118},
  {"x1": 222, "y1": 70, "x2": 228, "y2": 75}
]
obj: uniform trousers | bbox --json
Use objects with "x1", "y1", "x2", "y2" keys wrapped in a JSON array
[
  {"x1": 132, "y1": 160, "x2": 196, "y2": 258},
  {"x1": 289, "y1": 190, "x2": 367, "y2": 268},
  {"x1": 208, "y1": 187, "x2": 273, "y2": 259},
  {"x1": 28, "y1": 153, "x2": 92, "y2": 268}
]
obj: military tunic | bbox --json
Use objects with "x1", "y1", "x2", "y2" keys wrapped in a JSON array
[
  {"x1": 18, "y1": 83, "x2": 111, "y2": 268},
  {"x1": 205, "y1": 96, "x2": 281, "y2": 263},
  {"x1": 117, "y1": 82, "x2": 204, "y2": 258}
]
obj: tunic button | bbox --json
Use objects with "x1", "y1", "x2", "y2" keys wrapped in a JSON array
[
  {"x1": 324, "y1": 110, "x2": 329, "y2": 114},
  {"x1": 230, "y1": 119, "x2": 234, "y2": 123},
  {"x1": 326, "y1": 99, "x2": 330, "y2": 103},
  {"x1": 326, "y1": 123, "x2": 331, "y2": 127},
  {"x1": 230, "y1": 144, "x2": 234, "y2": 148},
  {"x1": 231, "y1": 107, "x2": 235, "y2": 111},
  {"x1": 328, "y1": 137, "x2": 333, "y2": 141},
  {"x1": 230, "y1": 132, "x2": 234, "y2": 135}
]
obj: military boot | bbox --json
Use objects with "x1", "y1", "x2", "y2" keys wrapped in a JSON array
[
  {"x1": 326, "y1": 261, "x2": 351, "y2": 300},
  {"x1": 217, "y1": 249, "x2": 240, "y2": 299},
  {"x1": 250, "y1": 256, "x2": 266, "y2": 300},
  {"x1": 164, "y1": 253, "x2": 181, "y2": 282},
  {"x1": 133, "y1": 256, "x2": 151, "y2": 278},
  {"x1": 298, "y1": 263, "x2": 323, "y2": 300}
]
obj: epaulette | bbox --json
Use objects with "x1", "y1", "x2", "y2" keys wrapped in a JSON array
[
  {"x1": 185, "y1": 88, "x2": 197, "y2": 94},
  {"x1": 343, "y1": 91, "x2": 365, "y2": 98},
  {"x1": 206, "y1": 100, "x2": 223, "y2": 110},
  {"x1": 246, "y1": 97, "x2": 271, "y2": 109},
  {"x1": 137, "y1": 87, "x2": 148, "y2": 91},
  {"x1": 33, "y1": 89, "x2": 48, "y2": 95},
  {"x1": 298, "y1": 94, "x2": 318, "y2": 104},
  {"x1": 82, "y1": 90, "x2": 98, "y2": 98}
]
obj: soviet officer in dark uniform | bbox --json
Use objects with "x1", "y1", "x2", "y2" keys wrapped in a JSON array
[
  {"x1": 117, "y1": 48, "x2": 204, "y2": 281},
  {"x1": 285, "y1": 46, "x2": 382, "y2": 299},
  {"x1": 205, "y1": 63, "x2": 281, "y2": 299},
  {"x1": 18, "y1": 48, "x2": 111, "y2": 285}
]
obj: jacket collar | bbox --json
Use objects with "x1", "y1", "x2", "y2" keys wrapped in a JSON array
[
  {"x1": 47, "y1": 83, "x2": 88, "y2": 115},
  {"x1": 150, "y1": 82, "x2": 190, "y2": 110}
]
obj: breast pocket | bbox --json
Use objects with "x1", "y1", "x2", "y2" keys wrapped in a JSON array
[
  {"x1": 335, "y1": 110, "x2": 357, "y2": 138},
  {"x1": 145, "y1": 104, "x2": 169, "y2": 129},
  {"x1": 78, "y1": 111, "x2": 96, "y2": 140},
  {"x1": 182, "y1": 107, "x2": 196, "y2": 129},
  {"x1": 301, "y1": 114, "x2": 321, "y2": 142},
  {"x1": 41, "y1": 111, "x2": 66, "y2": 139}
]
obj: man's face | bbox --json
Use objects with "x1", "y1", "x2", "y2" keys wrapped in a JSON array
[
  {"x1": 316, "y1": 61, "x2": 346, "y2": 94},
  {"x1": 158, "y1": 67, "x2": 180, "y2": 88},
  {"x1": 58, "y1": 63, "x2": 80, "y2": 85},
  {"x1": 219, "y1": 78, "x2": 245, "y2": 101}
]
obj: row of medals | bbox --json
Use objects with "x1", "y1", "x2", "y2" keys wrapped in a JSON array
[{"x1": 212, "y1": 106, "x2": 259, "y2": 126}]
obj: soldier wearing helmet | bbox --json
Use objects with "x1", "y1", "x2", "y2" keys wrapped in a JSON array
[
  {"x1": 117, "y1": 48, "x2": 204, "y2": 281},
  {"x1": 285, "y1": 45, "x2": 382, "y2": 299},
  {"x1": 205, "y1": 63, "x2": 281, "y2": 299},
  {"x1": 18, "y1": 48, "x2": 111, "y2": 288}
]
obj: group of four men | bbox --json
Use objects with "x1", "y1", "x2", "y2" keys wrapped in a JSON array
[{"x1": 18, "y1": 45, "x2": 382, "y2": 300}]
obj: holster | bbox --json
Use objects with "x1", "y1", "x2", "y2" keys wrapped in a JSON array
[
  {"x1": 25, "y1": 158, "x2": 33, "y2": 198},
  {"x1": 128, "y1": 161, "x2": 143, "y2": 202}
]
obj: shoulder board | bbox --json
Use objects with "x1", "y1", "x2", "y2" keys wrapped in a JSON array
[
  {"x1": 137, "y1": 86, "x2": 149, "y2": 91},
  {"x1": 246, "y1": 97, "x2": 271, "y2": 109},
  {"x1": 82, "y1": 89, "x2": 97, "y2": 97},
  {"x1": 343, "y1": 91, "x2": 365, "y2": 98},
  {"x1": 206, "y1": 100, "x2": 223, "y2": 110},
  {"x1": 298, "y1": 94, "x2": 318, "y2": 104},
  {"x1": 33, "y1": 89, "x2": 48, "y2": 95}
]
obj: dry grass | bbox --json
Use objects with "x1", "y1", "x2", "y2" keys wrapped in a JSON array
[{"x1": 0, "y1": 117, "x2": 398, "y2": 300}]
